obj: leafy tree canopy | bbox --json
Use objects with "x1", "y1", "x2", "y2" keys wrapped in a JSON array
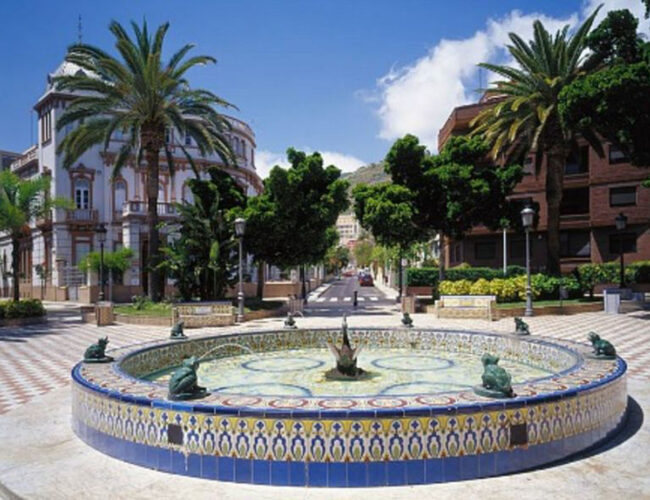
[
  {"x1": 384, "y1": 134, "x2": 523, "y2": 240},
  {"x1": 159, "y1": 167, "x2": 246, "y2": 301},
  {"x1": 244, "y1": 148, "x2": 349, "y2": 269},
  {"x1": 586, "y1": 9, "x2": 642, "y2": 65}
]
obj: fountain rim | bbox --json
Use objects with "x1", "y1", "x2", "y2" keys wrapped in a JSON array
[{"x1": 71, "y1": 327, "x2": 627, "y2": 418}]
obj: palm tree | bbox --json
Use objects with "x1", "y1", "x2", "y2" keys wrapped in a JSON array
[
  {"x1": 55, "y1": 20, "x2": 236, "y2": 301},
  {"x1": 0, "y1": 171, "x2": 69, "y2": 301},
  {"x1": 471, "y1": 9, "x2": 601, "y2": 275}
]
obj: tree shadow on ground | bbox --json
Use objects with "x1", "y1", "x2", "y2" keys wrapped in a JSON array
[{"x1": 0, "y1": 308, "x2": 84, "y2": 342}]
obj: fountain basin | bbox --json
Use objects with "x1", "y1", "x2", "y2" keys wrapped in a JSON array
[{"x1": 71, "y1": 328, "x2": 627, "y2": 487}]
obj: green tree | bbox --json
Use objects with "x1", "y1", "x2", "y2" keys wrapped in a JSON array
[
  {"x1": 385, "y1": 134, "x2": 522, "y2": 276},
  {"x1": 353, "y1": 182, "x2": 424, "y2": 298},
  {"x1": 559, "y1": 9, "x2": 650, "y2": 170},
  {"x1": 159, "y1": 168, "x2": 246, "y2": 301},
  {"x1": 471, "y1": 11, "x2": 600, "y2": 275},
  {"x1": 244, "y1": 148, "x2": 349, "y2": 301},
  {"x1": 78, "y1": 247, "x2": 135, "y2": 299},
  {"x1": 55, "y1": 20, "x2": 235, "y2": 301},
  {"x1": 326, "y1": 245, "x2": 351, "y2": 274},
  {"x1": 353, "y1": 238, "x2": 375, "y2": 268},
  {"x1": 0, "y1": 171, "x2": 69, "y2": 301}
]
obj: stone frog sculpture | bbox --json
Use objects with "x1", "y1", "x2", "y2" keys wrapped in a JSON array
[
  {"x1": 84, "y1": 337, "x2": 114, "y2": 363},
  {"x1": 327, "y1": 314, "x2": 365, "y2": 378},
  {"x1": 514, "y1": 317, "x2": 530, "y2": 335},
  {"x1": 475, "y1": 353, "x2": 515, "y2": 398},
  {"x1": 284, "y1": 312, "x2": 297, "y2": 329},
  {"x1": 168, "y1": 356, "x2": 208, "y2": 400},
  {"x1": 401, "y1": 312, "x2": 413, "y2": 328},
  {"x1": 170, "y1": 320, "x2": 187, "y2": 340},
  {"x1": 588, "y1": 332, "x2": 616, "y2": 359}
]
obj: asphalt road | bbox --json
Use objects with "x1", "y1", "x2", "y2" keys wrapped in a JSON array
[{"x1": 305, "y1": 276, "x2": 394, "y2": 316}]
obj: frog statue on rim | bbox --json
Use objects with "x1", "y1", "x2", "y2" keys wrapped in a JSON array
[
  {"x1": 168, "y1": 356, "x2": 208, "y2": 400},
  {"x1": 474, "y1": 353, "x2": 515, "y2": 398}
]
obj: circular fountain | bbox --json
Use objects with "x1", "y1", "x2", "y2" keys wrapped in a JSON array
[{"x1": 71, "y1": 326, "x2": 627, "y2": 487}]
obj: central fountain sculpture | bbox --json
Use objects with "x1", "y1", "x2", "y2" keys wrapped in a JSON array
[{"x1": 325, "y1": 314, "x2": 369, "y2": 380}]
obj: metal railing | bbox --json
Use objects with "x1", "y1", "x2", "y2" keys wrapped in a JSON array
[
  {"x1": 65, "y1": 208, "x2": 98, "y2": 223},
  {"x1": 122, "y1": 201, "x2": 178, "y2": 217}
]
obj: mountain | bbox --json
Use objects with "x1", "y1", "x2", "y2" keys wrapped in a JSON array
[{"x1": 342, "y1": 162, "x2": 390, "y2": 190}]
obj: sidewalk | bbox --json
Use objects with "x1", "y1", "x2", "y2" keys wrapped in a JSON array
[{"x1": 373, "y1": 277, "x2": 398, "y2": 301}]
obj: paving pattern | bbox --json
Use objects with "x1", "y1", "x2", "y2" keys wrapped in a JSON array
[{"x1": 0, "y1": 302, "x2": 649, "y2": 415}]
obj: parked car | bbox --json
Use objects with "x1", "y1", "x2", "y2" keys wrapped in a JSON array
[
  {"x1": 343, "y1": 269, "x2": 356, "y2": 277},
  {"x1": 359, "y1": 274, "x2": 374, "y2": 286}
]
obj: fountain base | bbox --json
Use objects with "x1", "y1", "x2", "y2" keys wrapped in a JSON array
[{"x1": 324, "y1": 367, "x2": 374, "y2": 381}]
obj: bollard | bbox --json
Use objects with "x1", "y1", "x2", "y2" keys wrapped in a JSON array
[{"x1": 353, "y1": 291, "x2": 358, "y2": 307}]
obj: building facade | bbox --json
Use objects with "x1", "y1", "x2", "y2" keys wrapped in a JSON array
[
  {"x1": 1, "y1": 60, "x2": 265, "y2": 301},
  {"x1": 438, "y1": 97, "x2": 650, "y2": 273}
]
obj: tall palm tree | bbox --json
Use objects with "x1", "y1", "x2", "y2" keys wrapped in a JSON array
[
  {"x1": 0, "y1": 171, "x2": 69, "y2": 301},
  {"x1": 55, "y1": 20, "x2": 236, "y2": 301},
  {"x1": 472, "y1": 9, "x2": 600, "y2": 275}
]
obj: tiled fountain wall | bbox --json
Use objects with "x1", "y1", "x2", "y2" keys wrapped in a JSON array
[{"x1": 71, "y1": 328, "x2": 627, "y2": 487}]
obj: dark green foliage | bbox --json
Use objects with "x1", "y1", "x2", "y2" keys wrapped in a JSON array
[
  {"x1": 559, "y1": 62, "x2": 650, "y2": 167},
  {"x1": 325, "y1": 245, "x2": 351, "y2": 273},
  {"x1": 384, "y1": 135, "x2": 523, "y2": 240},
  {"x1": 406, "y1": 265, "x2": 526, "y2": 287},
  {"x1": 0, "y1": 299, "x2": 46, "y2": 319},
  {"x1": 159, "y1": 167, "x2": 246, "y2": 301},
  {"x1": 353, "y1": 182, "x2": 422, "y2": 249},
  {"x1": 244, "y1": 148, "x2": 349, "y2": 269},
  {"x1": 586, "y1": 9, "x2": 642, "y2": 65}
]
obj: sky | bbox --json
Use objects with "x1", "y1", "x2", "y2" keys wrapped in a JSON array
[{"x1": 0, "y1": 0, "x2": 648, "y2": 178}]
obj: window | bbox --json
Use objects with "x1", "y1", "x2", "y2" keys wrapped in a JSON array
[
  {"x1": 74, "y1": 178, "x2": 90, "y2": 209},
  {"x1": 509, "y1": 239, "x2": 525, "y2": 259},
  {"x1": 41, "y1": 110, "x2": 52, "y2": 144},
  {"x1": 475, "y1": 241, "x2": 496, "y2": 260},
  {"x1": 560, "y1": 231, "x2": 591, "y2": 257},
  {"x1": 565, "y1": 146, "x2": 589, "y2": 175},
  {"x1": 74, "y1": 242, "x2": 91, "y2": 266},
  {"x1": 560, "y1": 188, "x2": 589, "y2": 215},
  {"x1": 609, "y1": 145, "x2": 629, "y2": 164},
  {"x1": 523, "y1": 156, "x2": 534, "y2": 175},
  {"x1": 165, "y1": 128, "x2": 172, "y2": 144},
  {"x1": 114, "y1": 180, "x2": 126, "y2": 212},
  {"x1": 184, "y1": 132, "x2": 192, "y2": 146},
  {"x1": 610, "y1": 186, "x2": 636, "y2": 207},
  {"x1": 610, "y1": 233, "x2": 637, "y2": 254}
]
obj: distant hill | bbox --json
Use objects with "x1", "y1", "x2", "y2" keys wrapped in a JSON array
[
  {"x1": 341, "y1": 162, "x2": 390, "y2": 214},
  {"x1": 342, "y1": 162, "x2": 390, "y2": 190}
]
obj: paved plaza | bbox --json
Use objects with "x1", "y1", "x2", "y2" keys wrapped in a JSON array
[{"x1": 0, "y1": 303, "x2": 649, "y2": 499}]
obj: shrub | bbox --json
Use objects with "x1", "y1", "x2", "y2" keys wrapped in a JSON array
[
  {"x1": 0, "y1": 299, "x2": 46, "y2": 319},
  {"x1": 469, "y1": 278, "x2": 491, "y2": 295},
  {"x1": 628, "y1": 260, "x2": 650, "y2": 284},
  {"x1": 131, "y1": 295, "x2": 152, "y2": 311},
  {"x1": 406, "y1": 267, "x2": 439, "y2": 287},
  {"x1": 438, "y1": 279, "x2": 472, "y2": 295}
]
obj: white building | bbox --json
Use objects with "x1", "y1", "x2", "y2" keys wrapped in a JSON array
[{"x1": 1, "y1": 60, "x2": 264, "y2": 302}]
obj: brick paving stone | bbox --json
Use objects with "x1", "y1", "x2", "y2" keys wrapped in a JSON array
[{"x1": 0, "y1": 303, "x2": 648, "y2": 415}]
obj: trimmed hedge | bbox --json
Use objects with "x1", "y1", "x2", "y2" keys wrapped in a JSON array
[
  {"x1": 439, "y1": 274, "x2": 583, "y2": 303},
  {"x1": 0, "y1": 299, "x2": 46, "y2": 319},
  {"x1": 406, "y1": 265, "x2": 525, "y2": 287},
  {"x1": 574, "y1": 261, "x2": 650, "y2": 297}
]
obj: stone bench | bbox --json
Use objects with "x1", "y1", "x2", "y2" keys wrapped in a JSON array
[
  {"x1": 172, "y1": 301, "x2": 234, "y2": 328},
  {"x1": 434, "y1": 295, "x2": 496, "y2": 321}
]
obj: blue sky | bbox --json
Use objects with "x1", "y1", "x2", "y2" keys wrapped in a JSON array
[{"x1": 0, "y1": 0, "x2": 647, "y2": 176}]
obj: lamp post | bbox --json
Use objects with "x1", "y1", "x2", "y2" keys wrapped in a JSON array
[
  {"x1": 234, "y1": 217, "x2": 246, "y2": 323},
  {"x1": 95, "y1": 223, "x2": 107, "y2": 302},
  {"x1": 521, "y1": 206, "x2": 535, "y2": 317},
  {"x1": 615, "y1": 212, "x2": 628, "y2": 288}
]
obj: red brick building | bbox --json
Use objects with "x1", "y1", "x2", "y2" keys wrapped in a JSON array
[{"x1": 438, "y1": 97, "x2": 650, "y2": 273}]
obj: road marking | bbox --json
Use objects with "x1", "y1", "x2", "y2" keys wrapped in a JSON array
[
  {"x1": 370, "y1": 297, "x2": 379, "y2": 301},
  {"x1": 343, "y1": 297, "x2": 352, "y2": 302},
  {"x1": 329, "y1": 297, "x2": 338, "y2": 302},
  {"x1": 315, "y1": 298, "x2": 326, "y2": 303},
  {"x1": 357, "y1": 297, "x2": 365, "y2": 302}
]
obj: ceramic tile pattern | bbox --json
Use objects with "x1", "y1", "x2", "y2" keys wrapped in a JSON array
[{"x1": 70, "y1": 326, "x2": 627, "y2": 486}]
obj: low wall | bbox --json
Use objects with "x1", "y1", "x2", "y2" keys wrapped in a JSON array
[
  {"x1": 406, "y1": 286, "x2": 433, "y2": 297},
  {"x1": 493, "y1": 301, "x2": 604, "y2": 319},
  {"x1": 114, "y1": 314, "x2": 172, "y2": 327}
]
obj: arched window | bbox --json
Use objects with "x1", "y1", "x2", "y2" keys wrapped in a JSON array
[
  {"x1": 74, "y1": 178, "x2": 90, "y2": 209},
  {"x1": 114, "y1": 180, "x2": 126, "y2": 212},
  {"x1": 182, "y1": 182, "x2": 194, "y2": 204},
  {"x1": 158, "y1": 183, "x2": 166, "y2": 202}
]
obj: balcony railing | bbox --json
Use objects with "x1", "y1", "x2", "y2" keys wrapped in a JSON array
[
  {"x1": 65, "y1": 208, "x2": 99, "y2": 223},
  {"x1": 122, "y1": 201, "x2": 178, "y2": 218},
  {"x1": 10, "y1": 145, "x2": 38, "y2": 172}
]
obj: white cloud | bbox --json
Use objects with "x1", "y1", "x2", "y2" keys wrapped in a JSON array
[
  {"x1": 255, "y1": 149, "x2": 366, "y2": 179},
  {"x1": 371, "y1": 0, "x2": 646, "y2": 152}
]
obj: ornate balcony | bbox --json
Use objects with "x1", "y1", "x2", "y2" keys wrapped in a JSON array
[
  {"x1": 122, "y1": 201, "x2": 179, "y2": 218},
  {"x1": 65, "y1": 208, "x2": 98, "y2": 224}
]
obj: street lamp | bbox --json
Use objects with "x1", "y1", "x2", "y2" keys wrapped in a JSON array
[
  {"x1": 521, "y1": 206, "x2": 535, "y2": 317},
  {"x1": 95, "y1": 223, "x2": 107, "y2": 302},
  {"x1": 234, "y1": 217, "x2": 246, "y2": 323},
  {"x1": 615, "y1": 212, "x2": 628, "y2": 288}
]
